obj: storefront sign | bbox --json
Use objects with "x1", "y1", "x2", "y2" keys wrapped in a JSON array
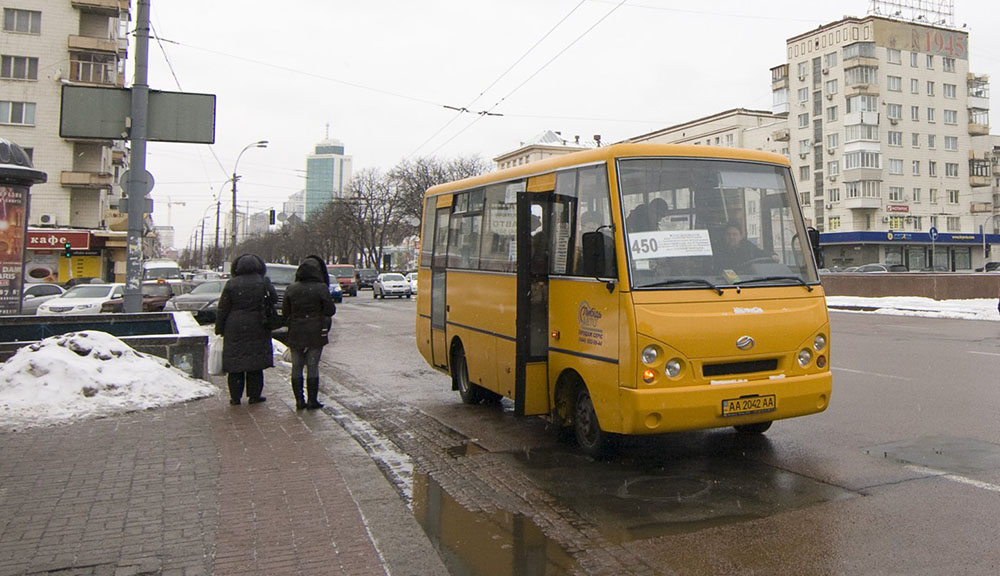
[
  {"x1": 27, "y1": 229, "x2": 90, "y2": 250},
  {"x1": 886, "y1": 205, "x2": 910, "y2": 213}
]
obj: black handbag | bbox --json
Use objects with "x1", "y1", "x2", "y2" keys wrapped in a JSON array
[{"x1": 262, "y1": 291, "x2": 284, "y2": 330}]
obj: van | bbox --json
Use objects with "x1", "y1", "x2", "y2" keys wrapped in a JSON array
[
  {"x1": 328, "y1": 264, "x2": 357, "y2": 296},
  {"x1": 142, "y1": 259, "x2": 182, "y2": 283}
]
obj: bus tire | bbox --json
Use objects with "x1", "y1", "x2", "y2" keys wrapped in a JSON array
[
  {"x1": 452, "y1": 344, "x2": 485, "y2": 405},
  {"x1": 573, "y1": 386, "x2": 611, "y2": 458},
  {"x1": 734, "y1": 421, "x2": 772, "y2": 434}
]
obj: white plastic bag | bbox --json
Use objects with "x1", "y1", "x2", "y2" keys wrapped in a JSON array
[{"x1": 207, "y1": 335, "x2": 224, "y2": 376}]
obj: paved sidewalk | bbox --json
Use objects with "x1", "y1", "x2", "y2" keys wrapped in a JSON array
[{"x1": 0, "y1": 375, "x2": 447, "y2": 576}]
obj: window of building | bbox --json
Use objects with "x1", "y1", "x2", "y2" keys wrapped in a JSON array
[
  {"x1": 911, "y1": 106, "x2": 920, "y2": 121},
  {"x1": 847, "y1": 94, "x2": 879, "y2": 113},
  {"x1": 829, "y1": 188, "x2": 840, "y2": 202},
  {"x1": 890, "y1": 216, "x2": 906, "y2": 229},
  {"x1": 929, "y1": 161, "x2": 937, "y2": 177},
  {"x1": 798, "y1": 87, "x2": 809, "y2": 102},
  {"x1": 70, "y1": 52, "x2": 117, "y2": 85},
  {"x1": 828, "y1": 160, "x2": 840, "y2": 176},
  {"x1": 886, "y1": 103, "x2": 902, "y2": 119},
  {"x1": 846, "y1": 125, "x2": 879, "y2": 143},
  {"x1": 846, "y1": 180, "x2": 881, "y2": 198},
  {"x1": 926, "y1": 55, "x2": 934, "y2": 69},
  {"x1": 2, "y1": 9, "x2": 41, "y2": 34},
  {"x1": 948, "y1": 189, "x2": 960, "y2": 204},
  {"x1": 845, "y1": 66, "x2": 878, "y2": 86},
  {"x1": 888, "y1": 158, "x2": 903, "y2": 175},
  {"x1": 798, "y1": 113, "x2": 809, "y2": 128},
  {"x1": 944, "y1": 136, "x2": 958, "y2": 151},
  {"x1": 911, "y1": 133, "x2": 920, "y2": 147},
  {"x1": 845, "y1": 151, "x2": 882, "y2": 170},
  {"x1": 944, "y1": 109, "x2": 958, "y2": 124},
  {"x1": 887, "y1": 130, "x2": 902, "y2": 146},
  {"x1": 887, "y1": 48, "x2": 901, "y2": 64},
  {"x1": 947, "y1": 216, "x2": 960, "y2": 231},
  {"x1": 827, "y1": 132, "x2": 840, "y2": 149},
  {"x1": 725, "y1": 134, "x2": 734, "y2": 147},
  {"x1": 910, "y1": 52, "x2": 919, "y2": 67},
  {"x1": 912, "y1": 216, "x2": 922, "y2": 230},
  {"x1": 799, "y1": 165, "x2": 810, "y2": 181},
  {"x1": 826, "y1": 79, "x2": 838, "y2": 95},
  {"x1": 944, "y1": 83, "x2": 956, "y2": 98},
  {"x1": 825, "y1": 52, "x2": 838, "y2": 68},
  {"x1": 912, "y1": 160, "x2": 920, "y2": 175},
  {"x1": 930, "y1": 189, "x2": 938, "y2": 203},
  {"x1": 800, "y1": 191, "x2": 810, "y2": 205},
  {"x1": 912, "y1": 188, "x2": 921, "y2": 203},
  {"x1": 927, "y1": 107, "x2": 935, "y2": 123},
  {"x1": 0, "y1": 55, "x2": 38, "y2": 80},
  {"x1": 0, "y1": 101, "x2": 35, "y2": 125},
  {"x1": 945, "y1": 163, "x2": 959, "y2": 177},
  {"x1": 827, "y1": 105, "x2": 838, "y2": 122},
  {"x1": 828, "y1": 216, "x2": 841, "y2": 230},
  {"x1": 943, "y1": 57, "x2": 956, "y2": 72},
  {"x1": 910, "y1": 78, "x2": 919, "y2": 94},
  {"x1": 844, "y1": 42, "x2": 876, "y2": 60},
  {"x1": 889, "y1": 186, "x2": 903, "y2": 201},
  {"x1": 926, "y1": 81, "x2": 935, "y2": 96},
  {"x1": 928, "y1": 134, "x2": 936, "y2": 148},
  {"x1": 887, "y1": 75, "x2": 902, "y2": 91},
  {"x1": 799, "y1": 139, "x2": 811, "y2": 154},
  {"x1": 930, "y1": 215, "x2": 938, "y2": 229}
]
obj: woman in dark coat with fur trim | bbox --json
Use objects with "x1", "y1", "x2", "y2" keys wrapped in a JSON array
[
  {"x1": 281, "y1": 256, "x2": 336, "y2": 409},
  {"x1": 215, "y1": 254, "x2": 278, "y2": 405}
]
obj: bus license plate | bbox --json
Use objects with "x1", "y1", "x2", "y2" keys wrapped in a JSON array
[{"x1": 722, "y1": 395, "x2": 776, "y2": 417}]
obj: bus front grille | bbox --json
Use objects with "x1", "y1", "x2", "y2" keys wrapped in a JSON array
[{"x1": 702, "y1": 359, "x2": 778, "y2": 378}]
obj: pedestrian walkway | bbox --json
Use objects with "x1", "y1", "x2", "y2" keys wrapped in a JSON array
[{"x1": 0, "y1": 374, "x2": 448, "y2": 576}]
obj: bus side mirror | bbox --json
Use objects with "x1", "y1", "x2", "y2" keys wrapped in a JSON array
[
  {"x1": 807, "y1": 227, "x2": 824, "y2": 268},
  {"x1": 583, "y1": 231, "x2": 617, "y2": 289}
]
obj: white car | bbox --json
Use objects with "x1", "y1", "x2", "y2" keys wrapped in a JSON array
[
  {"x1": 36, "y1": 283, "x2": 125, "y2": 316},
  {"x1": 373, "y1": 273, "x2": 412, "y2": 299},
  {"x1": 405, "y1": 272, "x2": 418, "y2": 294},
  {"x1": 21, "y1": 283, "x2": 66, "y2": 315}
]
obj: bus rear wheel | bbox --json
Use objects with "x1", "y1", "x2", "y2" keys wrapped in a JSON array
[
  {"x1": 452, "y1": 345, "x2": 486, "y2": 405},
  {"x1": 573, "y1": 387, "x2": 611, "y2": 458},
  {"x1": 734, "y1": 421, "x2": 772, "y2": 434}
]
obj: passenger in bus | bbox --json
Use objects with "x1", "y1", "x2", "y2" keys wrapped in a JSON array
[
  {"x1": 625, "y1": 197, "x2": 669, "y2": 232},
  {"x1": 714, "y1": 223, "x2": 770, "y2": 272}
]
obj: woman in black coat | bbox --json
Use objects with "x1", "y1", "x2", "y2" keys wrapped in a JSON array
[
  {"x1": 281, "y1": 256, "x2": 336, "y2": 410},
  {"x1": 215, "y1": 254, "x2": 278, "y2": 405}
]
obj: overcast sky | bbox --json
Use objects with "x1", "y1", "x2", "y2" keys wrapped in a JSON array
[{"x1": 142, "y1": 0, "x2": 1000, "y2": 253}]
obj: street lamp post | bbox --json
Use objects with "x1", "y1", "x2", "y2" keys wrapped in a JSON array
[{"x1": 231, "y1": 140, "x2": 268, "y2": 259}]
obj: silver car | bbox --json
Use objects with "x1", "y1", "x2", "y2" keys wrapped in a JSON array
[
  {"x1": 373, "y1": 273, "x2": 412, "y2": 299},
  {"x1": 21, "y1": 283, "x2": 65, "y2": 315}
]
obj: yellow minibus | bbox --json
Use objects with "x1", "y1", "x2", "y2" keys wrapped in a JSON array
[{"x1": 415, "y1": 143, "x2": 831, "y2": 456}]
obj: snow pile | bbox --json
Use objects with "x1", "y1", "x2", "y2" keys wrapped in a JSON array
[
  {"x1": 827, "y1": 296, "x2": 1000, "y2": 322},
  {"x1": 0, "y1": 330, "x2": 215, "y2": 431}
]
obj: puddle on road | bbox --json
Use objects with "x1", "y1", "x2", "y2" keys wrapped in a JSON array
[
  {"x1": 411, "y1": 471, "x2": 578, "y2": 576},
  {"x1": 864, "y1": 435, "x2": 1000, "y2": 475}
]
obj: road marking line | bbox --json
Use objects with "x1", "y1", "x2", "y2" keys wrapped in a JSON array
[
  {"x1": 906, "y1": 465, "x2": 1000, "y2": 493},
  {"x1": 832, "y1": 367, "x2": 912, "y2": 381},
  {"x1": 968, "y1": 351, "x2": 1000, "y2": 357}
]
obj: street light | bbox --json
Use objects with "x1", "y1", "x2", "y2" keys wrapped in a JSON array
[{"x1": 231, "y1": 140, "x2": 268, "y2": 259}]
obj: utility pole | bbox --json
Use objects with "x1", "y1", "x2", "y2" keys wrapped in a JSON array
[{"x1": 124, "y1": 0, "x2": 150, "y2": 313}]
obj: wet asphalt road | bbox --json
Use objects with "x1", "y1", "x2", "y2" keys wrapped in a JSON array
[{"x1": 320, "y1": 294, "x2": 1000, "y2": 575}]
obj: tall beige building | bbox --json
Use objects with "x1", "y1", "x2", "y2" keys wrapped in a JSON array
[
  {"x1": 777, "y1": 13, "x2": 995, "y2": 270},
  {"x1": 1, "y1": 1, "x2": 131, "y2": 282}
]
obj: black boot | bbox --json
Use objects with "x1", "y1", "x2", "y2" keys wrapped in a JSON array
[
  {"x1": 306, "y1": 377, "x2": 324, "y2": 410},
  {"x1": 227, "y1": 373, "x2": 245, "y2": 405},
  {"x1": 247, "y1": 371, "x2": 266, "y2": 404},
  {"x1": 291, "y1": 377, "x2": 306, "y2": 410}
]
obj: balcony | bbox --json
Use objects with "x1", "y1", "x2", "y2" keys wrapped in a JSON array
[
  {"x1": 970, "y1": 159, "x2": 993, "y2": 187},
  {"x1": 68, "y1": 35, "x2": 120, "y2": 54},
  {"x1": 61, "y1": 171, "x2": 113, "y2": 188},
  {"x1": 844, "y1": 111, "x2": 879, "y2": 126},
  {"x1": 969, "y1": 122, "x2": 990, "y2": 136},
  {"x1": 845, "y1": 196, "x2": 882, "y2": 210}
]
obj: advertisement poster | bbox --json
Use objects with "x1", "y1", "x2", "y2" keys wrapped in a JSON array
[{"x1": 0, "y1": 185, "x2": 27, "y2": 315}]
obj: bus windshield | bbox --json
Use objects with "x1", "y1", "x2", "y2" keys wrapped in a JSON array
[{"x1": 619, "y1": 158, "x2": 818, "y2": 291}]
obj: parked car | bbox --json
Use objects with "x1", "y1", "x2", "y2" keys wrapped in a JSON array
[
  {"x1": 163, "y1": 279, "x2": 226, "y2": 324},
  {"x1": 373, "y1": 273, "x2": 412, "y2": 299},
  {"x1": 356, "y1": 268, "x2": 378, "y2": 290},
  {"x1": 189, "y1": 270, "x2": 223, "y2": 285},
  {"x1": 100, "y1": 281, "x2": 180, "y2": 313},
  {"x1": 920, "y1": 265, "x2": 950, "y2": 272},
  {"x1": 856, "y1": 264, "x2": 888, "y2": 273},
  {"x1": 36, "y1": 283, "x2": 125, "y2": 316},
  {"x1": 975, "y1": 262, "x2": 1000, "y2": 272},
  {"x1": 329, "y1": 281, "x2": 343, "y2": 304},
  {"x1": 265, "y1": 263, "x2": 298, "y2": 311},
  {"x1": 63, "y1": 277, "x2": 103, "y2": 288},
  {"x1": 328, "y1": 264, "x2": 357, "y2": 297},
  {"x1": 21, "y1": 283, "x2": 65, "y2": 315},
  {"x1": 887, "y1": 264, "x2": 909, "y2": 272},
  {"x1": 406, "y1": 271, "x2": 418, "y2": 294}
]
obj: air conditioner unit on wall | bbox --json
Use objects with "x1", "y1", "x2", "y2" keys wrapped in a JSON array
[
  {"x1": 822, "y1": 68, "x2": 829, "y2": 75},
  {"x1": 825, "y1": 203, "x2": 833, "y2": 210},
  {"x1": 38, "y1": 213, "x2": 55, "y2": 225},
  {"x1": 828, "y1": 175, "x2": 837, "y2": 181},
  {"x1": 882, "y1": 216, "x2": 890, "y2": 222},
  {"x1": 826, "y1": 93, "x2": 834, "y2": 100},
  {"x1": 827, "y1": 148, "x2": 836, "y2": 154}
]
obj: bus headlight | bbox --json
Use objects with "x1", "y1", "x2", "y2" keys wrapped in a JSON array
[
  {"x1": 642, "y1": 369, "x2": 656, "y2": 383},
  {"x1": 813, "y1": 334, "x2": 827, "y2": 351},
  {"x1": 665, "y1": 359, "x2": 682, "y2": 378},
  {"x1": 798, "y1": 348, "x2": 812, "y2": 367},
  {"x1": 641, "y1": 346, "x2": 659, "y2": 365}
]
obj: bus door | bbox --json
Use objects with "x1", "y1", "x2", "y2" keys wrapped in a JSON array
[
  {"x1": 430, "y1": 201, "x2": 451, "y2": 368},
  {"x1": 515, "y1": 177, "x2": 553, "y2": 416}
]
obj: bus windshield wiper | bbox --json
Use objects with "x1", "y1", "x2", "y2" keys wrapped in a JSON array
[
  {"x1": 640, "y1": 278, "x2": 724, "y2": 295},
  {"x1": 733, "y1": 276, "x2": 813, "y2": 291}
]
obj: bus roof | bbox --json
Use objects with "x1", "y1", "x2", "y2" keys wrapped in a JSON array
[{"x1": 426, "y1": 143, "x2": 791, "y2": 197}]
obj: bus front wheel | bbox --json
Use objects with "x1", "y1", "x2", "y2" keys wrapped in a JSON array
[
  {"x1": 452, "y1": 345, "x2": 486, "y2": 405},
  {"x1": 574, "y1": 387, "x2": 611, "y2": 458},
  {"x1": 734, "y1": 421, "x2": 772, "y2": 434}
]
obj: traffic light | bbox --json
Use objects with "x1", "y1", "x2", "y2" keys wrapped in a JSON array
[{"x1": 63, "y1": 242, "x2": 72, "y2": 258}]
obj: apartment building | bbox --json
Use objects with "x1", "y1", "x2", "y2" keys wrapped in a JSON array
[
  {"x1": 777, "y1": 14, "x2": 995, "y2": 270},
  {"x1": 493, "y1": 130, "x2": 591, "y2": 170},
  {"x1": 626, "y1": 108, "x2": 788, "y2": 156},
  {"x1": 1, "y1": 0, "x2": 132, "y2": 283}
]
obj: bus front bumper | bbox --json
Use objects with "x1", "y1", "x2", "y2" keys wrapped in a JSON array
[{"x1": 616, "y1": 373, "x2": 832, "y2": 435}]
